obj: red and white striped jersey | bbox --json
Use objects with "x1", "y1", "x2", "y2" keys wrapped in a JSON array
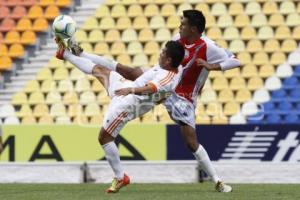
[{"x1": 173, "y1": 35, "x2": 229, "y2": 105}]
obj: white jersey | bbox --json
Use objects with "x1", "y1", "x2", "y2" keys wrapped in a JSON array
[{"x1": 104, "y1": 65, "x2": 179, "y2": 137}]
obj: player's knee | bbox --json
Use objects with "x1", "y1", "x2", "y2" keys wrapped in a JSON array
[
  {"x1": 92, "y1": 65, "x2": 110, "y2": 77},
  {"x1": 186, "y1": 140, "x2": 199, "y2": 152},
  {"x1": 98, "y1": 128, "x2": 114, "y2": 145}
]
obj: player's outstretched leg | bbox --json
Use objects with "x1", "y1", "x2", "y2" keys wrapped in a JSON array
[{"x1": 99, "y1": 128, "x2": 130, "y2": 193}]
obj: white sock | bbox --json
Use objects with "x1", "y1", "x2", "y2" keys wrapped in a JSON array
[
  {"x1": 63, "y1": 50, "x2": 95, "y2": 74},
  {"x1": 80, "y1": 52, "x2": 117, "y2": 71},
  {"x1": 193, "y1": 145, "x2": 220, "y2": 183},
  {"x1": 102, "y1": 141, "x2": 124, "y2": 180}
]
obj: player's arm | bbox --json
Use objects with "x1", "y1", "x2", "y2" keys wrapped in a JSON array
[
  {"x1": 116, "y1": 64, "x2": 149, "y2": 81},
  {"x1": 196, "y1": 56, "x2": 241, "y2": 71},
  {"x1": 115, "y1": 83, "x2": 157, "y2": 96}
]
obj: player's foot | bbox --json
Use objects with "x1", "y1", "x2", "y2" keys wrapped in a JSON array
[
  {"x1": 106, "y1": 173, "x2": 130, "y2": 193},
  {"x1": 67, "y1": 36, "x2": 83, "y2": 56},
  {"x1": 55, "y1": 45, "x2": 65, "y2": 60},
  {"x1": 215, "y1": 181, "x2": 232, "y2": 193}
]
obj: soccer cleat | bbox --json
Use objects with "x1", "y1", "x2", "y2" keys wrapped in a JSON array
[
  {"x1": 215, "y1": 181, "x2": 232, "y2": 193},
  {"x1": 106, "y1": 174, "x2": 130, "y2": 193},
  {"x1": 67, "y1": 36, "x2": 83, "y2": 56}
]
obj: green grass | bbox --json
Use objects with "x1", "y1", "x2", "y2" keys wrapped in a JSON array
[{"x1": 0, "y1": 183, "x2": 300, "y2": 200}]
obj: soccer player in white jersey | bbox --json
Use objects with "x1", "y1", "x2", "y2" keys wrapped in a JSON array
[
  {"x1": 56, "y1": 40, "x2": 185, "y2": 193},
  {"x1": 67, "y1": 10, "x2": 240, "y2": 193}
]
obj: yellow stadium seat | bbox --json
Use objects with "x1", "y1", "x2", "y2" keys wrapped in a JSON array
[
  {"x1": 218, "y1": 89, "x2": 234, "y2": 103},
  {"x1": 39, "y1": 115, "x2": 53, "y2": 124},
  {"x1": 247, "y1": 39, "x2": 263, "y2": 53},
  {"x1": 63, "y1": 92, "x2": 78, "y2": 105},
  {"x1": 110, "y1": 41, "x2": 126, "y2": 55},
  {"x1": 12, "y1": 92, "x2": 28, "y2": 105},
  {"x1": 116, "y1": 17, "x2": 132, "y2": 30},
  {"x1": 224, "y1": 68, "x2": 240, "y2": 78},
  {"x1": 206, "y1": 27, "x2": 222, "y2": 40},
  {"x1": 0, "y1": 44, "x2": 8, "y2": 57},
  {"x1": 144, "y1": 4, "x2": 159, "y2": 17},
  {"x1": 56, "y1": 0, "x2": 71, "y2": 7},
  {"x1": 241, "y1": 64, "x2": 258, "y2": 78},
  {"x1": 199, "y1": 89, "x2": 217, "y2": 104},
  {"x1": 161, "y1": 4, "x2": 176, "y2": 16},
  {"x1": 56, "y1": 116, "x2": 72, "y2": 124},
  {"x1": 57, "y1": 80, "x2": 73, "y2": 92},
  {"x1": 16, "y1": 105, "x2": 32, "y2": 117},
  {"x1": 286, "y1": 13, "x2": 300, "y2": 27},
  {"x1": 195, "y1": 3, "x2": 210, "y2": 14},
  {"x1": 88, "y1": 30, "x2": 104, "y2": 43},
  {"x1": 223, "y1": 27, "x2": 240, "y2": 40},
  {"x1": 177, "y1": 3, "x2": 193, "y2": 15},
  {"x1": 154, "y1": 0, "x2": 171, "y2": 5},
  {"x1": 270, "y1": 52, "x2": 286, "y2": 65},
  {"x1": 104, "y1": 29, "x2": 121, "y2": 43},
  {"x1": 264, "y1": 39, "x2": 280, "y2": 53},
  {"x1": 252, "y1": 52, "x2": 269, "y2": 65},
  {"x1": 259, "y1": 64, "x2": 274, "y2": 78},
  {"x1": 116, "y1": 54, "x2": 131, "y2": 66},
  {"x1": 230, "y1": 77, "x2": 246, "y2": 90},
  {"x1": 228, "y1": 2, "x2": 243, "y2": 16},
  {"x1": 79, "y1": 91, "x2": 96, "y2": 105},
  {"x1": 33, "y1": 18, "x2": 49, "y2": 32},
  {"x1": 8, "y1": 44, "x2": 24, "y2": 58},
  {"x1": 24, "y1": 80, "x2": 40, "y2": 93},
  {"x1": 75, "y1": 79, "x2": 90, "y2": 93},
  {"x1": 111, "y1": 4, "x2": 126, "y2": 18},
  {"x1": 155, "y1": 28, "x2": 171, "y2": 42},
  {"x1": 275, "y1": 26, "x2": 291, "y2": 39},
  {"x1": 298, "y1": 2, "x2": 300, "y2": 12},
  {"x1": 224, "y1": 102, "x2": 240, "y2": 116},
  {"x1": 22, "y1": 116, "x2": 37, "y2": 124},
  {"x1": 240, "y1": 26, "x2": 256, "y2": 40},
  {"x1": 4, "y1": 31, "x2": 20, "y2": 44},
  {"x1": 196, "y1": 114, "x2": 211, "y2": 124},
  {"x1": 211, "y1": 2, "x2": 227, "y2": 16},
  {"x1": 235, "y1": 89, "x2": 251, "y2": 103},
  {"x1": 82, "y1": 17, "x2": 99, "y2": 30},
  {"x1": 40, "y1": 0, "x2": 55, "y2": 6},
  {"x1": 28, "y1": 5, "x2": 43, "y2": 19},
  {"x1": 132, "y1": 54, "x2": 148, "y2": 67},
  {"x1": 279, "y1": 1, "x2": 295, "y2": 14},
  {"x1": 245, "y1": 1, "x2": 261, "y2": 15},
  {"x1": 217, "y1": 14, "x2": 233, "y2": 28},
  {"x1": 205, "y1": 14, "x2": 216, "y2": 28},
  {"x1": 84, "y1": 103, "x2": 100, "y2": 117},
  {"x1": 37, "y1": 68, "x2": 52, "y2": 81},
  {"x1": 50, "y1": 103, "x2": 67, "y2": 117},
  {"x1": 268, "y1": 14, "x2": 284, "y2": 27},
  {"x1": 127, "y1": 4, "x2": 143, "y2": 17},
  {"x1": 80, "y1": 42, "x2": 93, "y2": 53},
  {"x1": 48, "y1": 57, "x2": 64, "y2": 69},
  {"x1": 20, "y1": 30, "x2": 36, "y2": 45},
  {"x1": 262, "y1": 1, "x2": 278, "y2": 15},
  {"x1": 73, "y1": 115, "x2": 89, "y2": 124},
  {"x1": 292, "y1": 26, "x2": 300, "y2": 39},
  {"x1": 16, "y1": 18, "x2": 32, "y2": 31},
  {"x1": 97, "y1": 92, "x2": 110, "y2": 105},
  {"x1": 150, "y1": 16, "x2": 166, "y2": 30},
  {"x1": 281, "y1": 39, "x2": 297, "y2": 53},
  {"x1": 212, "y1": 115, "x2": 227, "y2": 124},
  {"x1": 122, "y1": 28, "x2": 137, "y2": 42},
  {"x1": 149, "y1": 53, "x2": 159, "y2": 66},
  {"x1": 105, "y1": 0, "x2": 121, "y2": 6},
  {"x1": 68, "y1": 104, "x2": 83, "y2": 117},
  {"x1": 95, "y1": 5, "x2": 110, "y2": 18},
  {"x1": 33, "y1": 104, "x2": 49, "y2": 117},
  {"x1": 75, "y1": 30, "x2": 88, "y2": 42},
  {"x1": 248, "y1": 76, "x2": 263, "y2": 91},
  {"x1": 216, "y1": 39, "x2": 228, "y2": 49},
  {"x1": 234, "y1": 14, "x2": 250, "y2": 28},
  {"x1": 257, "y1": 26, "x2": 274, "y2": 40},
  {"x1": 92, "y1": 79, "x2": 104, "y2": 93},
  {"x1": 127, "y1": 41, "x2": 143, "y2": 55},
  {"x1": 41, "y1": 80, "x2": 56, "y2": 93},
  {"x1": 132, "y1": 16, "x2": 149, "y2": 30},
  {"x1": 90, "y1": 115, "x2": 104, "y2": 124},
  {"x1": 166, "y1": 15, "x2": 180, "y2": 30},
  {"x1": 138, "y1": 28, "x2": 154, "y2": 42},
  {"x1": 53, "y1": 68, "x2": 68, "y2": 80},
  {"x1": 229, "y1": 39, "x2": 245, "y2": 53},
  {"x1": 206, "y1": 102, "x2": 223, "y2": 117},
  {"x1": 46, "y1": 91, "x2": 61, "y2": 104},
  {"x1": 45, "y1": 5, "x2": 59, "y2": 19},
  {"x1": 212, "y1": 77, "x2": 229, "y2": 90},
  {"x1": 209, "y1": 71, "x2": 223, "y2": 78},
  {"x1": 144, "y1": 41, "x2": 160, "y2": 55},
  {"x1": 94, "y1": 42, "x2": 110, "y2": 55},
  {"x1": 28, "y1": 91, "x2": 45, "y2": 105},
  {"x1": 251, "y1": 14, "x2": 267, "y2": 27}
]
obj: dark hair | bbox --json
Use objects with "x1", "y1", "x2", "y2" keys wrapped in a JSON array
[
  {"x1": 183, "y1": 10, "x2": 206, "y2": 34},
  {"x1": 165, "y1": 41, "x2": 185, "y2": 68}
]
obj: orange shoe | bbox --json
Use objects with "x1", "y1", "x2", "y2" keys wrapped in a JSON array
[{"x1": 106, "y1": 173, "x2": 130, "y2": 193}]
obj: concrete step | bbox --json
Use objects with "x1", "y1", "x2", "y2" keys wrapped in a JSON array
[
  {"x1": 5, "y1": 82, "x2": 28, "y2": 88},
  {"x1": 11, "y1": 75, "x2": 36, "y2": 81},
  {"x1": 23, "y1": 63, "x2": 47, "y2": 69}
]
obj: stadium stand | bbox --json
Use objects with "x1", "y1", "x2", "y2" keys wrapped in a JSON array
[{"x1": 0, "y1": 0, "x2": 300, "y2": 125}]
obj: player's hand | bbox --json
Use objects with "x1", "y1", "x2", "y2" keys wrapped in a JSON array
[
  {"x1": 115, "y1": 88, "x2": 133, "y2": 96},
  {"x1": 196, "y1": 59, "x2": 221, "y2": 71}
]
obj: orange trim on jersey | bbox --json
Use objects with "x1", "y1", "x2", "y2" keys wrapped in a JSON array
[
  {"x1": 147, "y1": 82, "x2": 158, "y2": 93},
  {"x1": 159, "y1": 72, "x2": 173, "y2": 85},
  {"x1": 160, "y1": 72, "x2": 175, "y2": 86},
  {"x1": 106, "y1": 112, "x2": 127, "y2": 134},
  {"x1": 107, "y1": 112, "x2": 128, "y2": 134}
]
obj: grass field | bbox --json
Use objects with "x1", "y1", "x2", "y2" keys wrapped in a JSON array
[{"x1": 0, "y1": 183, "x2": 300, "y2": 200}]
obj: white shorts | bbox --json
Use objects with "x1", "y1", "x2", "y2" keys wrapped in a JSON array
[
  {"x1": 103, "y1": 72, "x2": 154, "y2": 137},
  {"x1": 164, "y1": 93, "x2": 196, "y2": 129}
]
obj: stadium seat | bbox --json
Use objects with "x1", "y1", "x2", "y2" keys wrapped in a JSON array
[
  {"x1": 46, "y1": 91, "x2": 62, "y2": 104},
  {"x1": 17, "y1": 105, "x2": 33, "y2": 118},
  {"x1": 56, "y1": 0, "x2": 71, "y2": 7},
  {"x1": 259, "y1": 64, "x2": 275, "y2": 78},
  {"x1": 275, "y1": 26, "x2": 291, "y2": 40},
  {"x1": 63, "y1": 92, "x2": 78, "y2": 105},
  {"x1": 212, "y1": 77, "x2": 229, "y2": 90},
  {"x1": 240, "y1": 26, "x2": 256, "y2": 40},
  {"x1": 110, "y1": 41, "x2": 126, "y2": 55},
  {"x1": 95, "y1": 5, "x2": 110, "y2": 18},
  {"x1": 211, "y1": 2, "x2": 227, "y2": 16},
  {"x1": 104, "y1": 29, "x2": 121, "y2": 43},
  {"x1": 292, "y1": 26, "x2": 300, "y2": 39},
  {"x1": 248, "y1": 77, "x2": 263, "y2": 91},
  {"x1": 68, "y1": 104, "x2": 83, "y2": 117},
  {"x1": 265, "y1": 76, "x2": 282, "y2": 91},
  {"x1": 155, "y1": 28, "x2": 171, "y2": 42},
  {"x1": 28, "y1": 91, "x2": 45, "y2": 105},
  {"x1": 4, "y1": 117, "x2": 20, "y2": 124},
  {"x1": 230, "y1": 77, "x2": 246, "y2": 90},
  {"x1": 88, "y1": 30, "x2": 104, "y2": 43},
  {"x1": 262, "y1": 1, "x2": 278, "y2": 14},
  {"x1": 53, "y1": 68, "x2": 68, "y2": 80},
  {"x1": 94, "y1": 42, "x2": 110, "y2": 55},
  {"x1": 206, "y1": 27, "x2": 222, "y2": 40},
  {"x1": 257, "y1": 26, "x2": 274, "y2": 40},
  {"x1": 11, "y1": 92, "x2": 28, "y2": 105},
  {"x1": 224, "y1": 68, "x2": 240, "y2": 78},
  {"x1": 268, "y1": 14, "x2": 285, "y2": 27},
  {"x1": 245, "y1": 1, "x2": 261, "y2": 15},
  {"x1": 8, "y1": 44, "x2": 24, "y2": 58},
  {"x1": 0, "y1": 18, "x2": 16, "y2": 32},
  {"x1": 247, "y1": 39, "x2": 263, "y2": 53},
  {"x1": 23, "y1": 80, "x2": 40, "y2": 93},
  {"x1": 10, "y1": 6, "x2": 27, "y2": 19},
  {"x1": 150, "y1": 16, "x2": 166, "y2": 30},
  {"x1": 223, "y1": 27, "x2": 240, "y2": 40},
  {"x1": 20, "y1": 30, "x2": 36, "y2": 45},
  {"x1": 286, "y1": 13, "x2": 300, "y2": 27},
  {"x1": 132, "y1": 16, "x2": 149, "y2": 30},
  {"x1": 282, "y1": 76, "x2": 299, "y2": 89},
  {"x1": 4, "y1": 31, "x2": 20, "y2": 44},
  {"x1": 0, "y1": 6, "x2": 10, "y2": 19},
  {"x1": 116, "y1": 54, "x2": 131, "y2": 66},
  {"x1": 251, "y1": 14, "x2": 267, "y2": 27},
  {"x1": 281, "y1": 39, "x2": 297, "y2": 52},
  {"x1": 45, "y1": 5, "x2": 59, "y2": 19},
  {"x1": 241, "y1": 64, "x2": 258, "y2": 78},
  {"x1": 132, "y1": 54, "x2": 148, "y2": 67},
  {"x1": 138, "y1": 28, "x2": 154, "y2": 42},
  {"x1": 39, "y1": 0, "x2": 55, "y2": 7},
  {"x1": 127, "y1": 4, "x2": 143, "y2": 17},
  {"x1": 290, "y1": 88, "x2": 300, "y2": 101},
  {"x1": 283, "y1": 114, "x2": 299, "y2": 123},
  {"x1": 28, "y1": 5, "x2": 43, "y2": 19},
  {"x1": 0, "y1": 56, "x2": 12, "y2": 70},
  {"x1": 144, "y1": 41, "x2": 160, "y2": 55},
  {"x1": 195, "y1": 3, "x2": 210, "y2": 14},
  {"x1": 288, "y1": 51, "x2": 300, "y2": 66},
  {"x1": 0, "y1": 44, "x2": 8, "y2": 56},
  {"x1": 144, "y1": 4, "x2": 159, "y2": 17},
  {"x1": 223, "y1": 102, "x2": 240, "y2": 116},
  {"x1": 276, "y1": 63, "x2": 293, "y2": 78},
  {"x1": 57, "y1": 80, "x2": 73, "y2": 92},
  {"x1": 252, "y1": 52, "x2": 269, "y2": 65},
  {"x1": 235, "y1": 89, "x2": 251, "y2": 103},
  {"x1": 200, "y1": 89, "x2": 217, "y2": 104},
  {"x1": 16, "y1": 18, "x2": 32, "y2": 31},
  {"x1": 111, "y1": 4, "x2": 126, "y2": 18},
  {"x1": 177, "y1": 3, "x2": 193, "y2": 15},
  {"x1": 205, "y1": 14, "x2": 216, "y2": 28},
  {"x1": 217, "y1": 14, "x2": 233, "y2": 28},
  {"x1": 253, "y1": 88, "x2": 270, "y2": 104},
  {"x1": 83, "y1": 17, "x2": 99, "y2": 30},
  {"x1": 75, "y1": 30, "x2": 88, "y2": 42},
  {"x1": 264, "y1": 39, "x2": 280, "y2": 53},
  {"x1": 166, "y1": 15, "x2": 180, "y2": 30},
  {"x1": 75, "y1": 79, "x2": 90, "y2": 93},
  {"x1": 84, "y1": 103, "x2": 101, "y2": 117},
  {"x1": 229, "y1": 113, "x2": 246, "y2": 124},
  {"x1": 234, "y1": 14, "x2": 250, "y2": 28},
  {"x1": 218, "y1": 89, "x2": 234, "y2": 103},
  {"x1": 116, "y1": 17, "x2": 132, "y2": 30},
  {"x1": 270, "y1": 52, "x2": 286, "y2": 65},
  {"x1": 241, "y1": 101, "x2": 259, "y2": 116},
  {"x1": 50, "y1": 103, "x2": 67, "y2": 117},
  {"x1": 127, "y1": 41, "x2": 143, "y2": 55},
  {"x1": 237, "y1": 52, "x2": 251, "y2": 65},
  {"x1": 121, "y1": 28, "x2": 137, "y2": 42},
  {"x1": 279, "y1": 1, "x2": 295, "y2": 14},
  {"x1": 228, "y1": 2, "x2": 244, "y2": 16},
  {"x1": 40, "y1": 80, "x2": 56, "y2": 93},
  {"x1": 91, "y1": 79, "x2": 104, "y2": 93},
  {"x1": 79, "y1": 91, "x2": 96, "y2": 105},
  {"x1": 161, "y1": 4, "x2": 176, "y2": 17}
]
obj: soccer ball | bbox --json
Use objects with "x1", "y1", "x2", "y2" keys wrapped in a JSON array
[{"x1": 52, "y1": 15, "x2": 76, "y2": 39}]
